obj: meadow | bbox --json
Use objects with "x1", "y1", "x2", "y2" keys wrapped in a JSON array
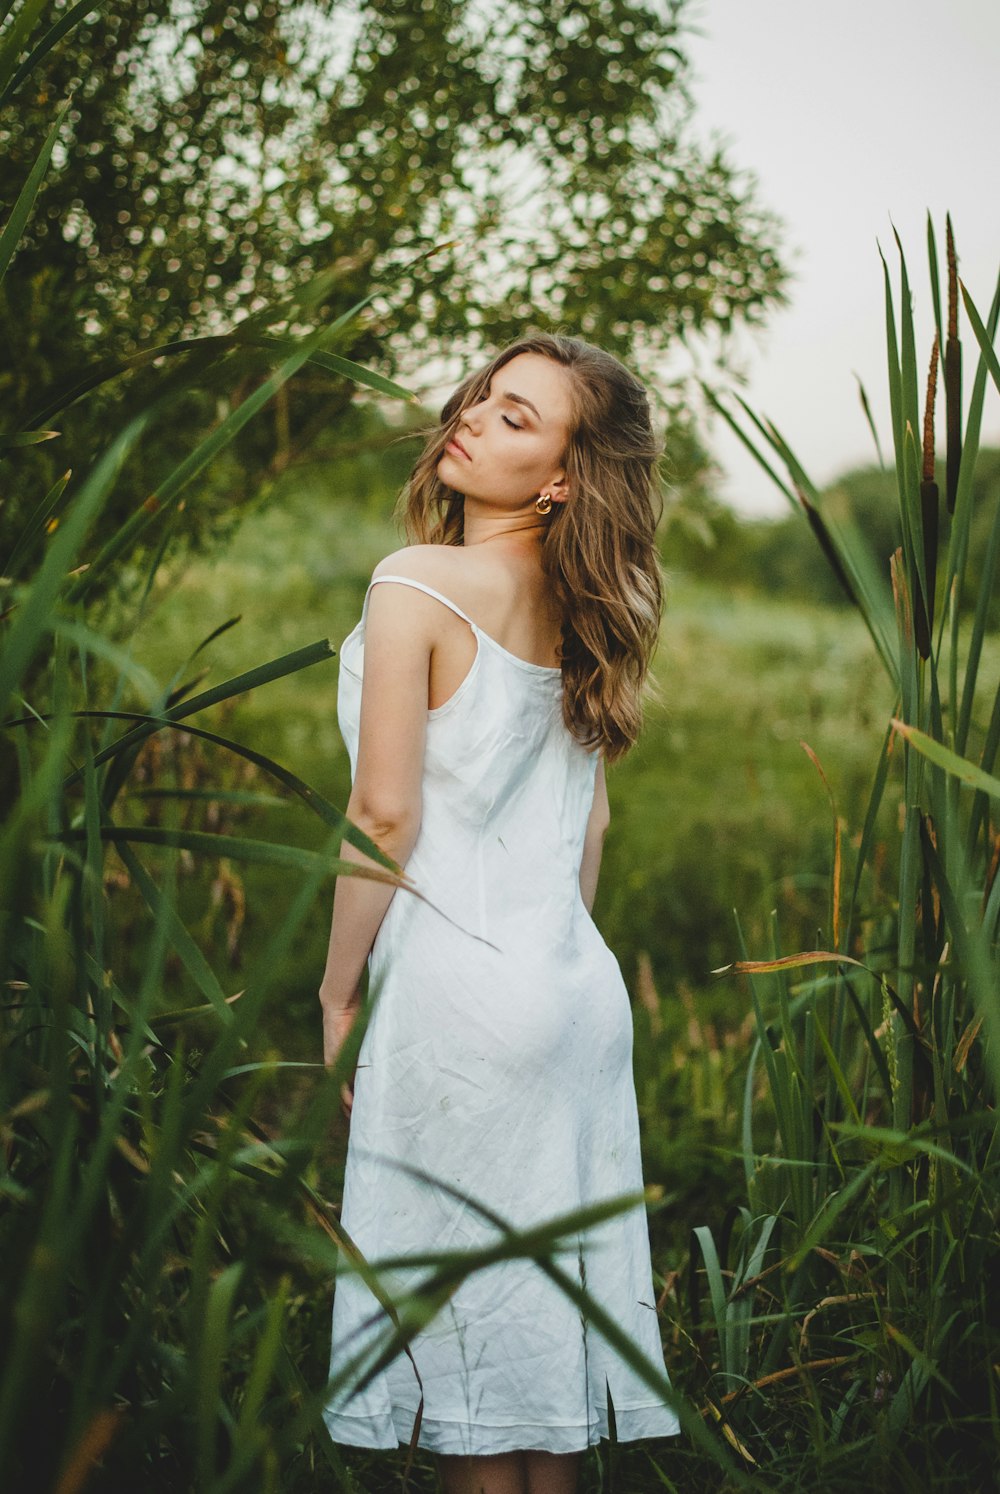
[
  {"x1": 4, "y1": 8, "x2": 1000, "y2": 1484},
  {"x1": 96, "y1": 435, "x2": 996, "y2": 1493},
  {"x1": 123, "y1": 476, "x2": 898, "y2": 1051},
  {"x1": 111, "y1": 477, "x2": 911, "y2": 1492}
]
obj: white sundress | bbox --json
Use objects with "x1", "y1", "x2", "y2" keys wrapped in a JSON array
[{"x1": 323, "y1": 572, "x2": 681, "y2": 1456}]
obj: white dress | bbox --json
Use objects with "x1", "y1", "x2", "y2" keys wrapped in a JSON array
[{"x1": 323, "y1": 573, "x2": 681, "y2": 1455}]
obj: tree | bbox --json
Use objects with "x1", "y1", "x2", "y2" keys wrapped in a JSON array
[{"x1": 1, "y1": 0, "x2": 787, "y2": 572}]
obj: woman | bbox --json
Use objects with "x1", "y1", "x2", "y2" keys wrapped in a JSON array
[{"x1": 319, "y1": 334, "x2": 680, "y2": 1494}]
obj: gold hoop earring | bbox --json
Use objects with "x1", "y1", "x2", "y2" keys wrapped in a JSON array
[{"x1": 535, "y1": 493, "x2": 553, "y2": 515}]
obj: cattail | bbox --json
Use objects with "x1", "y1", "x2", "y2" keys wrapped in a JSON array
[
  {"x1": 945, "y1": 214, "x2": 962, "y2": 513},
  {"x1": 916, "y1": 333, "x2": 939, "y2": 659},
  {"x1": 796, "y1": 485, "x2": 857, "y2": 607}
]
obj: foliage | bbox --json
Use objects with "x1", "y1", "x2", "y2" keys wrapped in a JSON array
[
  {"x1": 7, "y1": 2, "x2": 1000, "y2": 1488},
  {"x1": 0, "y1": 17, "x2": 720, "y2": 1490},
  {"x1": 693, "y1": 218, "x2": 1000, "y2": 1487},
  {"x1": 0, "y1": 0, "x2": 786, "y2": 577}
]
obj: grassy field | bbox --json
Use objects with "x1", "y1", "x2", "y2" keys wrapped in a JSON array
[
  {"x1": 122, "y1": 489, "x2": 897, "y2": 1021},
  {"x1": 6, "y1": 20, "x2": 997, "y2": 1475},
  {"x1": 75, "y1": 470, "x2": 994, "y2": 1491},
  {"x1": 120, "y1": 491, "x2": 900, "y2": 1234},
  {"x1": 102, "y1": 495, "x2": 881, "y2": 1487},
  {"x1": 10, "y1": 473, "x2": 997, "y2": 1490}
]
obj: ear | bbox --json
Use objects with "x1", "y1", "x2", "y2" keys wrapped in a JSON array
[{"x1": 548, "y1": 471, "x2": 570, "y2": 505}]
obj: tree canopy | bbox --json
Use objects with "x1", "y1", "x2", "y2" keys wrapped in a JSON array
[{"x1": 2, "y1": 0, "x2": 788, "y2": 567}]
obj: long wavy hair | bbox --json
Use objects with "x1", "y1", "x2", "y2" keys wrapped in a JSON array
[{"x1": 396, "y1": 334, "x2": 664, "y2": 764}]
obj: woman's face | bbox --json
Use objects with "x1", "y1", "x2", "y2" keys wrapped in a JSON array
[{"x1": 436, "y1": 352, "x2": 574, "y2": 508}]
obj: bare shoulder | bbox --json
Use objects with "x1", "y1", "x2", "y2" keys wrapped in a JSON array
[
  {"x1": 371, "y1": 544, "x2": 502, "y2": 609},
  {"x1": 371, "y1": 544, "x2": 453, "y2": 583}
]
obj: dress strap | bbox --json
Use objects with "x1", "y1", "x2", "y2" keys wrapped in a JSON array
[{"x1": 362, "y1": 574, "x2": 476, "y2": 628}]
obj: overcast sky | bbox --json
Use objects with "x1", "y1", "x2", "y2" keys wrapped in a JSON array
[{"x1": 685, "y1": 0, "x2": 1000, "y2": 514}]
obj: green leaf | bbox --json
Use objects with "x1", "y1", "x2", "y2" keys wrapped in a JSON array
[
  {"x1": 0, "y1": 0, "x2": 108, "y2": 105},
  {"x1": 54, "y1": 824, "x2": 391, "y2": 878},
  {"x1": 196, "y1": 1262, "x2": 244, "y2": 1485},
  {"x1": 0, "y1": 0, "x2": 46, "y2": 93},
  {"x1": 0, "y1": 96, "x2": 70, "y2": 283},
  {"x1": 0, "y1": 429, "x2": 60, "y2": 448},
  {"x1": 959, "y1": 278, "x2": 1000, "y2": 402},
  {"x1": 891, "y1": 719, "x2": 1000, "y2": 801},
  {"x1": 113, "y1": 838, "x2": 233, "y2": 1021},
  {"x1": 65, "y1": 289, "x2": 377, "y2": 602},
  {"x1": 28, "y1": 330, "x2": 414, "y2": 430},
  {"x1": 0, "y1": 412, "x2": 150, "y2": 715},
  {"x1": 785, "y1": 1159, "x2": 882, "y2": 1270},
  {"x1": 699, "y1": 383, "x2": 797, "y2": 509},
  {"x1": 3, "y1": 466, "x2": 72, "y2": 579}
]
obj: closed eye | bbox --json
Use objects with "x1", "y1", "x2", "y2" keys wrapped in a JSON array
[{"x1": 502, "y1": 415, "x2": 523, "y2": 430}]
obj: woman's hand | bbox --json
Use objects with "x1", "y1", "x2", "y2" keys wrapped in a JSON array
[{"x1": 321, "y1": 995, "x2": 361, "y2": 1120}]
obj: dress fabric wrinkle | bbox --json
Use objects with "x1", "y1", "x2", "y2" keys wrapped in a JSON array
[{"x1": 323, "y1": 573, "x2": 681, "y2": 1455}]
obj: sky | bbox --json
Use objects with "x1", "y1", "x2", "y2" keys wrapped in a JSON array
[{"x1": 684, "y1": 0, "x2": 1000, "y2": 514}]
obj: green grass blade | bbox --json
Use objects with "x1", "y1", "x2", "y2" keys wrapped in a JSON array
[
  {"x1": 692, "y1": 1225, "x2": 735, "y2": 1384},
  {"x1": 3, "y1": 466, "x2": 71, "y2": 577},
  {"x1": 44, "y1": 616, "x2": 160, "y2": 697},
  {"x1": 894, "y1": 227, "x2": 922, "y2": 463},
  {"x1": 54, "y1": 639, "x2": 336, "y2": 781},
  {"x1": 196, "y1": 1262, "x2": 244, "y2": 1486},
  {"x1": 699, "y1": 383, "x2": 797, "y2": 510},
  {"x1": 959, "y1": 277, "x2": 1000, "y2": 401},
  {"x1": 854, "y1": 373, "x2": 885, "y2": 469},
  {"x1": 0, "y1": 428, "x2": 60, "y2": 448},
  {"x1": 114, "y1": 837, "x2": 232, "y2": 1020},
  {"x1": 28, "y1": 702, "x2": 404, "y2": 874},
  {"x1": 927, "y1": 211, "x2": 943, "y2": 350},
  {"x1": 842, "y1": 718, "x2": 895, "y2": 952},
  {"x1": 0, "y1": 412, "x2": 150, "y2": 715},
  {"x1": 54, "y1": 824, "x2": 398, "y2": 878},
  {"x1": 880, "y1": 242, "x2": 905, "y2": 500},
  {"x1": 785, "y1": 1158, "x2": 881, "y2": 1271},
  {"x1": 0, "y1": 0, "x2": 46, "y2": 93},
  {"x1": 256, "y1": 338, "x2": 415, "y2": 402},
  {"x1": 956, "y1": 466, "x2": 1000, "y2": 755},
  {"x1": 27, "y1": 332, "x2": 414, "y2": 429},
  {"x1": 66, "y1": 294, "x2": 376, "y2": 602},
  {"x1": 0, "y1": 96, "x2": 70, "y2": 283},
  {"x1": 0, "y1": 0, "x2": 102, "y2": 104},
  {"x1": 891, "y1": 719, "x2": 1000, "y2": 801},
  {"x1": 940, "y1": 269, "x2": 1000, "y2": 659}
]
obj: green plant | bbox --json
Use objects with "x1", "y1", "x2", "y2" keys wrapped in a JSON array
[
  {"x1": 677, "y1": 219, "x2": 1000, "y2": 1488},
  {"x1": 1, "y1": 17, "x2": 738, "y2": 1491}
]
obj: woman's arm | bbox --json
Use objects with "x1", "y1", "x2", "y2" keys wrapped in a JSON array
[
  {"x1": 578, "y1": 753, "x2": 610, "y2": 914},
  {"x1": 318, "y1": 576, "x2": 434, "y2": 1068}
]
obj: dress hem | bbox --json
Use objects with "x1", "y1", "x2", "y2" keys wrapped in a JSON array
[{"x1": 323, "y1": 1404, "x2": 682, "y2": 1455}]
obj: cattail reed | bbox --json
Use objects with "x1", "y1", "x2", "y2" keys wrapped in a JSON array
[
  {"x1": 945, "y1": 215, "x2": 962, "y2": 513},
  {"x1": 916, "y1": 332, "x2": 939, "y2": 659},
  {"x1": 795, "y1": 484, "x2": 857, "y2": 607}
]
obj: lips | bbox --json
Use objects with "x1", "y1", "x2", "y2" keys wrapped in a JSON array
[{"x1": 446, "y1": 436, "x2": 471, "y2": 460}]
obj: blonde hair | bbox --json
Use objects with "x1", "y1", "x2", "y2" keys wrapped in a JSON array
[{"x1": 396, "y1": 334, "x2": 664, "y2": 764}]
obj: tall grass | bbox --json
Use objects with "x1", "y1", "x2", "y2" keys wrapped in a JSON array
[
  {"x1": 679, "y1": 220, "x2": 1000, "y2": 1488},
  {"x1": 0, "y1": 16, "x2": 724, "y2": 1492},
  {"x1": 0, "y1": 36, "x2": 416, "y2": 1483},
  {"x1": 7, "y1": 10, "x2": 998, "y2": 1489}
]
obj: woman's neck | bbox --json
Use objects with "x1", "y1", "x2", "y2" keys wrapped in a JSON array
[{"x1": 461, "y1": 504, "x2": 548, "y2": 554}]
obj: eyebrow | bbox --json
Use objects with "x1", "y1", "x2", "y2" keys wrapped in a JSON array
[{"x1": 501, "y1": 390, "x2": 542, "y2": 422}]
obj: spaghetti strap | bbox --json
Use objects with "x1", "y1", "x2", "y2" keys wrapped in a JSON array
[{"x1": 362, "y1": 574, "x2": 476, "y2": 629}]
